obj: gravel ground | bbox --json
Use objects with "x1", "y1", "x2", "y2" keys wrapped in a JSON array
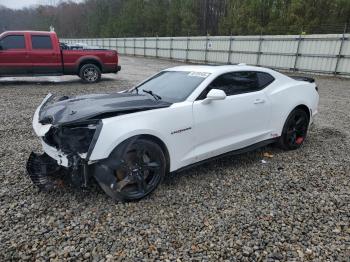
[{"x1": 0, "y1": 56, "x2": 349, "y2": 261}]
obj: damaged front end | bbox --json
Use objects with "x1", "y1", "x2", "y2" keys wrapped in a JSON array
[
  {"x1": 27, "y1": 120, "x2": 101, "y2": 190},
  {"x1": 27, "y1": 93, "x2": 102, "y2": 191},
  {"x1": 27, "y1": 92, "x2": 171, "y2": 197}
]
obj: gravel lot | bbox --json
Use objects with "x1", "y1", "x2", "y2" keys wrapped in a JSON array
[{"x1": 0, "y1": 56, "x2": 349, "y2": 261}]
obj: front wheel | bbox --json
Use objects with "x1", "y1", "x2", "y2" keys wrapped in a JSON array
[
  {"x1": 278, "y1": 108, "x2": 309, "y2": 150},
  {"x1": 93, "y1": 138, "x2": 166, "y2": 201},
  {"x1": 79, "y1": 64, "x2": 101, "y2": 83}
]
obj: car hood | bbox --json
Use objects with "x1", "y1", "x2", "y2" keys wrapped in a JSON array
[{"x1": 38, "y1": 92, "x2": 172, "y2": 125}]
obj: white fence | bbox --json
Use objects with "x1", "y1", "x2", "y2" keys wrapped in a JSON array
[{"x1": 63, "y1": 34, "x2": 350, "y2": 76}]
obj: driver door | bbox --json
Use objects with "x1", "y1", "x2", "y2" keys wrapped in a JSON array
[{"x1": 191, "y1": 71, "x2": 273, "y2": 162}]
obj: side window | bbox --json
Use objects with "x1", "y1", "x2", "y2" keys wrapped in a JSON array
[
  {"x1": 31, "y1": 35, "x2": 53, "y2": 49},
  {"x1": 0, "y1": 35, "x2": 25, "y2": 50},
  {"x1": 197, "y1": 71, "x2": 274, "y2": 100},
  {"x1": 224, "y1": 71, "x2": 260, "y2": 95}
]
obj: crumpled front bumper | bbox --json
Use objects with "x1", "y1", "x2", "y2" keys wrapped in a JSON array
[
  {"x1": 26, "y1": 152, "x2": 62, "y2": 191},
  {"x1": 26, "y1": 151, "x2": 90, "y2": 190}
]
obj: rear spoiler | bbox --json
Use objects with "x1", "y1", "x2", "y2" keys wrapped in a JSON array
[{"x1": 290, "y1": 76, "x2": 315, "y2": 83}]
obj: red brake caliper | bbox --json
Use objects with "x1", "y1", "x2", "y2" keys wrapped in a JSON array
[{"x1": 296, "y1": 137, "x2": 304, "y2": 145}]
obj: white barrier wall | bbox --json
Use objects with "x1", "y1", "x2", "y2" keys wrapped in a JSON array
[{"x1": 62, "y1": 34, "x2": 350, "y2": 76}]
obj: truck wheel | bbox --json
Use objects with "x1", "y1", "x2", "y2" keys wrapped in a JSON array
[{"x1": 79, "y1": 64, "x2": 101, "y2": 83}]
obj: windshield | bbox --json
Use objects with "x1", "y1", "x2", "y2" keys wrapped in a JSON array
[{"x1": 133, "y1": 71, "x2": 210, "y2": 103}]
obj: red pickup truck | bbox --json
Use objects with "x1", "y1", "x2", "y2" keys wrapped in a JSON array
[{"x1": 0, "y1": 31, "x2": 121, "y2": 83}]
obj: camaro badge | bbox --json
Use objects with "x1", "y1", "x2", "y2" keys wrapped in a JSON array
[{"x1": 171, "y1": 127, "x2": 192, "y2": 135}]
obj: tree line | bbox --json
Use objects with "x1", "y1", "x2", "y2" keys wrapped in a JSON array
[{"x1": 0, "y1": 0, "x2": 349, "y2": 37}]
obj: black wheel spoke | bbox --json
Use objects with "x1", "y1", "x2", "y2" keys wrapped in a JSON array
[
  {"x1": 142, "y1": 162, "x2": 160, "y2": 171},
  {"x1": 134, "y1": 173, "x2": 147, "y2": 193}
]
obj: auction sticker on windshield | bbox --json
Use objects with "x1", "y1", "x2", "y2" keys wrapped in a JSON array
[{"x1": 188, "y1": 72, "x2": 211, "y2": 78}]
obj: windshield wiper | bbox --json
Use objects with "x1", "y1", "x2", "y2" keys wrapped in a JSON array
[{"x1": 142, "y1": 89, "x2": 162, "y2": 100}]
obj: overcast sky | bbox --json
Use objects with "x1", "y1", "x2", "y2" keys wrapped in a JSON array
[{"x1": 0, "y1": 0, "x2": 82, "y2": 9}]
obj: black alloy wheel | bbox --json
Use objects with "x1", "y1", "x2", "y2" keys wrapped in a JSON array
[
  {"x1": 279, "y1": 109, "x2": 309, "y2": 150},
  {"x1": 95, "y1": 138, "x2": 166, "y2": 201}
]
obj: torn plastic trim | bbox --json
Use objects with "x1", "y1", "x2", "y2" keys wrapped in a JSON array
[
  {"x1": 41, "y1": 139, "x2": 70, "y2": 167},
  {"x1": 26, "y1": 152, "x2": 62, "y2": 191},
  {"x1": 27, "y1": 151, "x2": 91, "y2": 191},
  {"x1": 86, "y1": 120, "x2": 103, "y2": 161}
]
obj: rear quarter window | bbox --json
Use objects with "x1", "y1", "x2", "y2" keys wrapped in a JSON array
[
  {"x1": 31, "y1": 35, "x2": 53, "y2": 49},
  {"x1": 257, "y1": 72, "x2": 275, "y2": 88}
]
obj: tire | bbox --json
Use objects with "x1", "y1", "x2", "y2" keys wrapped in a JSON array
[
  {"x1": 79, "y1": 64, "x2": 101, "y2": 83},
  {"x1": 278, "y1": 108, "x2": 309, "y2": 150},
  {"x1": 94, "y1": 138, "x2": 166, "y2": 201}
]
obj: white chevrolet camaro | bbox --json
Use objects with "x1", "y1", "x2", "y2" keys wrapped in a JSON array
[{"x1": 27, "y1": 64, "x2": 319, "y2": 201}]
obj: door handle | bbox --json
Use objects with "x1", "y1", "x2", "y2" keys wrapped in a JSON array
[{"x1": 254, "y1": 98, "x2": 265, "y2": 104}]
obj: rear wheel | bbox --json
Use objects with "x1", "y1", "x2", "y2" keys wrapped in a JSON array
[
  {"x1": 94, "y1": 138, "x2": 166, "y2": 201},
  {"x1": 278, "y1": 108, "x2": 309, "y2": 150},
  {"x1": 79, "y1": 64, "x2": 101, "y2": 83}
]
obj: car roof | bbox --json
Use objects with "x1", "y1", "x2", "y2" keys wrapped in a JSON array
[{"x1": 165, "y1": 64, "x2": 278, "y2": 75}]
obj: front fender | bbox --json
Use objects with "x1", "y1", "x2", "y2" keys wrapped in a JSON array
[
  {"x1": 88, "y1": 120, "x2": 171, "y2": 166},
  {"x1": 87, "y1": 103, "x2": 194, "y2": 172}
]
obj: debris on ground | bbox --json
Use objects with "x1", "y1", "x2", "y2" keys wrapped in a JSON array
[{"x1": 263, "y1": 152, "x2": 274, "y2": 158}]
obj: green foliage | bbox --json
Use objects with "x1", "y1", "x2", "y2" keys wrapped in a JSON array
[
  {"x1": 218, "y1": 0, "x2": 350, "y2": 35},
  {"x1": 0, "y1": 0, "x2": 348, "y2": 37}
]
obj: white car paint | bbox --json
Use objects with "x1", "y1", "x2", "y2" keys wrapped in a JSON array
[{"x1": 33, "y1": 65, "x2": 319, "y2": 171}]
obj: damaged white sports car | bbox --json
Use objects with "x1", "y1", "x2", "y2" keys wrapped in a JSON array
[{"x1": 27, "y1": 65, "x2": 319, "y2": 201}]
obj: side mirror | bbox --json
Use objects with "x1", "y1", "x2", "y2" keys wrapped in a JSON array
[{"x1": 202, "y1": 89, "x2": 226, "y2": 104}]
